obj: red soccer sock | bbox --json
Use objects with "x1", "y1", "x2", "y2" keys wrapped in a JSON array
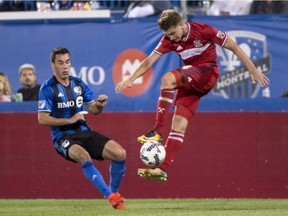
[
  {"x1": 159, "y1": 129, "x2": 185, "y2": 172},
  {"x1": 153, "y1": 88, "x2": 174, "y2": 135}
]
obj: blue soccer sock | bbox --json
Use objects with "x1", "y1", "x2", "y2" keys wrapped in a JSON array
[
  {"x1": 109, "y1": 160, "x2": 126, "y2": 193},
  {"x1": 81, "y1": 160, "x2": 111, "y2": 198}
]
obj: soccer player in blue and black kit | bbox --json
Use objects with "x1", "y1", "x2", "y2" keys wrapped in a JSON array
[{"x1": 38, "y1": 47, "x2": 127, "y2": 210}]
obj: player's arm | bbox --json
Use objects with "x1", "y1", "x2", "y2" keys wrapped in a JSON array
[
  {"x1": 38, "y1": 111, "x2": 85, "y2": 126},
  {"x1": 224, "y1": 36, "x2": 270, "y2": 87},
  {"x1": 86, "y1": 94, "x2": 108, "y2": 115},
  {"x1": 115, "y1": 52, "x2": 161, "y2": 93}
]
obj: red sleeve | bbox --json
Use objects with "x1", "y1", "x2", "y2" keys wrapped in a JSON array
[
  {"x1": 154, "y1": 36, "x2": 172, "y2": 55},
  {"x1": 202, "y1": 23, "x2": 227, "y2": 47}
]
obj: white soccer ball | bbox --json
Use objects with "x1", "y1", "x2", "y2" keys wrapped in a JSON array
[{"x1": 140, "y1": 141, "x2": 166, "y2": 167}]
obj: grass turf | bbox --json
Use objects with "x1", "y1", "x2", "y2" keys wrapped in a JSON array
[{"x1": 1, "y1": 198, "x2": 288, "y2": 216}]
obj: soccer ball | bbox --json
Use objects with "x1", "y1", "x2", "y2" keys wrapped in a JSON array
[{"x1": 140, "y1": 141, "x2": 166, "y2": 167}]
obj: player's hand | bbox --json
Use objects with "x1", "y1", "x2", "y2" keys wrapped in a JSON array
[
  {"x1": 115, "y1": 80, "x2": 132, "y2": 93},
  {"x1": 96, "y1": 94, "x2": 108, "y2": 107},
  {"x1": 250, "y1": 70, "x2": 270, "y2": 87},
  {"x1": 70, "y1": 112, "x2": 86, "y2": 124}
]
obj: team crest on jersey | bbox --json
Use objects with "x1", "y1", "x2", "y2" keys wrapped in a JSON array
[
  {"x1": 194, "y1": 39, "x2": 202, "y2": 48},
  {"x1": 74, "y1": 86, "x2": 82, "y2": 95},
  {"x1": 213, "y1": 30, "x2": 271, "y2": 98}
]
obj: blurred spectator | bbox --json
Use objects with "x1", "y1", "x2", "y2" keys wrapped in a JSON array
[
  {"x1": 50, "y1": 0, "x2": 93, "y2": 11},
  {"x1": 124, "y1": 1, "x2": 173, "y2": 18},
  {"x1": 0, "y1": 0, "x2": 36, "y2": 11},
  {"x1": 0, "y1": 72, "x2": 12, "y2": 102},
  {"x1": 282, "y1": 90, "x2": 288, "y2": 97},
  {"x1": 17, "y1": 64, "x2": 41, "y2": 101},
  {"x1": 51, "y1": 0, "x2": 73, "y2": 10},
  {"x1": 36, "y1": 0, "x2": 52, "y2": 12},
  {"x1": 250, "y1": 0, "x2": 288, "y2": 14},
  {"x1": 208, "y1": 0, "x2": 253, "y2": 16}
]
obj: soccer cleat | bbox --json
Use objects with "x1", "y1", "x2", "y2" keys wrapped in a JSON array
[
  {"x1": 137, "y1": 130, "x2": 163, "y2": 144},
  {"x1": 137, "y1": 168, "x2": 168, "y2": 182},
  {"x1": 114, "y1": 202, "x2": 127, "y2": 210},
  {"x1": 107, "y1": 192, "x2": 127, "y2": 210}
]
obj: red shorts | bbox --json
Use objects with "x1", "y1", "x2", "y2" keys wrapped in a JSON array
[{"x1": 171, "y1": 64, "x2": 219, "y2": 114}]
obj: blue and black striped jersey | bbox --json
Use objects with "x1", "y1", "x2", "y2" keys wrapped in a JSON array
[{"x1": 38, "y1": 76, "x2": 94, "y2": 142}]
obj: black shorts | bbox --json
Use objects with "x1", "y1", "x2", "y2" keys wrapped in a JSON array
[{"x1": 54, "y1": 130, "x2": 110, "y2": 163}]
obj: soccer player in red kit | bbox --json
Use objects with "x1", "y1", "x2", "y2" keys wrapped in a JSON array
[{"x1": 115, "y1": 9, "x2": 269, "y2": 182}]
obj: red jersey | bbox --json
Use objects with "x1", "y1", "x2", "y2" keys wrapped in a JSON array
[{"x1": 154, "y1": 22, "x2": 227, "y2": 67}]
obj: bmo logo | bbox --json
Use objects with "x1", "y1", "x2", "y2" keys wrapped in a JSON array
[
  {"x1": 57, "y1": 96, "x2": 83, "y2": 108},
  {"x1": 112, "y1": 49, "x2": 152, "y2": 97},
  {"x1": 57, "y1": 100, "x2": 75, "y2": 108},
  {"x1": 70, "y1": 66, "x2": 105, "y2": 85}
]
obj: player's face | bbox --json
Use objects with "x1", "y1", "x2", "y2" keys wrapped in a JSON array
[
  {"x1": 52, "y1": 53, "x2": 71, "y2": 81},
  {"x1": 164, "y1": 23, "x2": 184, "y2": 42}
]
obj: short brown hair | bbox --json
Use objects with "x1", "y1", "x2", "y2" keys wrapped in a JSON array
[
  {"x1": 50, "y1": 47, "x2": 70, "y2": 63},
  {"x1": 158, "y1": 9, "x2": 183, "y2": 31}
]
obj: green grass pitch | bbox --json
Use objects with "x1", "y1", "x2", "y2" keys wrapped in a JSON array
[{"x1": 1, "y1": 199, "x2": 288, "y2": 216}]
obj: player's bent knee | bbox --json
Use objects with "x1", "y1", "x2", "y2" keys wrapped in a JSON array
[
  {"x1": 116, "y1": 148, "x2": 127, "y2": 161},
  {"x1": 80, "y1": 151, "x2": 91, "y2": 161},
  {"x1": 113, "y1": 145, "x2": 126, "y2": 161},
  {"x1": 104, "y1": 140, "x2": 127, "y2": 161},
  {"x1": 161, "y1": 72, "x2": 176, "y2": 88},
  {"x1": 69, "y1": 145, "x2": 91, "y2": 163}
]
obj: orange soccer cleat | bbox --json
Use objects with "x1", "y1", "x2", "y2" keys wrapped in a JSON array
[{"x1": 107, "y1": 192, "x2": 126, "y2": 210}]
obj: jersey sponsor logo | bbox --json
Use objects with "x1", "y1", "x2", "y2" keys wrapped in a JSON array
[
  {"x1": 213, "y1": 30, "x2": 271, "y2": 98},
  {"x1": 179, "y1": 43, "x2": 211, "y2": 60},
  {"x1": 38, "y1": 100, "x2": 45, "y2": 109},
  {"x1": 57, "y1": 100, "x2": 75, "y2": 108},
  {"x1": 57, "y1": 96, "x2": 83, "y2": 108},
  {"x1": 112, "y1": 49, "x2": 152, "y2": 97}
]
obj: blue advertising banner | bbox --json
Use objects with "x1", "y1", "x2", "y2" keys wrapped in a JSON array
[
  {"x1": 0, "y1": 15, "x2": 287, "y2": 111},
  {"x1": 0, "y1": 19, "x2": 179, "y2": 111}
]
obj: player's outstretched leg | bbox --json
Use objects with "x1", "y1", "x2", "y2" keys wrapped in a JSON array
[
  {"x1": 137, "y1": 130, "x2": 163, "y2": 144},
  {"x1": 137, "y1": 167, "x2": 168, "y2": 182}
]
